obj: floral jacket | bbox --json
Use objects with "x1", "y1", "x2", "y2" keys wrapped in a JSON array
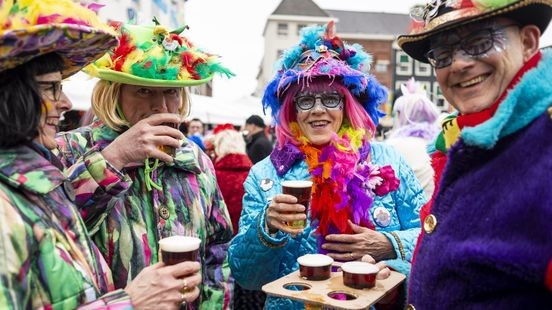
[
  {"x1": 229, "y1": 141, "x2": 426, "y2": 309},
  {"x1": 0, "y1": 144, "x2": 130, "y2": 309},
  {"x1": 56, "y1": 120, "x2": 234, "y2": 309}
]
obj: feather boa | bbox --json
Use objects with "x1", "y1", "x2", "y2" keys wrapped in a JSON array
[{"x1": 292, "y1": 122, "x2": 400, "y2": 252}]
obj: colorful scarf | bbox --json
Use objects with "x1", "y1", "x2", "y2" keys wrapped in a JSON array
[{"x1": 292, "y1": 122, "x2": 400, "y2": 251}]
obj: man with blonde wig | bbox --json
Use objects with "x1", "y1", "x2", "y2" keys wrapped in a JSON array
[{"x1": 56, "y1": 20, "x2": 236, "y2": 309}]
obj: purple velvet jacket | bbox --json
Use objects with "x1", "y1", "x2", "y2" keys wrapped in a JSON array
[{"x1": 408, "y1": 50, "x2": 552, "y2": 309}]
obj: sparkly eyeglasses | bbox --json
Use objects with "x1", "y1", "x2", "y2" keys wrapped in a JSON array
[
  {"x1": 294, "y1": 93, "x2": 344, "y2": 111},
  {"x1": 425, "y1": 24, "x2": 519, "y2": 69},
  {"x1": 37, "y1": 81, "x2": 63, "y2": 101}
]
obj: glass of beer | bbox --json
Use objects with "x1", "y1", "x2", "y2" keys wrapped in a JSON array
[
  {"x1": 158, "y1": 235, "x2": 201, "y2": 265},
  {"x1": 297, "y1": 254, "x2": 334, "y2": 281},
  {"x1": 281, "y1": 180, "x2": 313, "y2": 229},
  {"x1": 341, "y1": 261, "x2": 379, "y2": 289},
  {"x1": 158, "y1": 122, "x2": 178, "y2": 157}
]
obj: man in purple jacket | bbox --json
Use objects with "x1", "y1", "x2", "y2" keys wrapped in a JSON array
[{"x1": 398, "y1": 0, "x2": 552, "y2": 308}]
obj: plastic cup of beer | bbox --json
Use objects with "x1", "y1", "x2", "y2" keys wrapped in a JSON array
[
  {"x1": 158, "y1": 235, "x2": 201, "y2": 265},
  {"x1": 297, "y1": 254, "x2": 334, "y2": 281},
  {"x1": 281, "y1": 180, "x2": 313, "y2": 229},
  {"x1": 341, "y1": 261, "x2": 379, "y2": 289},
  {"x1": 158, "y1": 122, "x2": 178, "y2": 157}
]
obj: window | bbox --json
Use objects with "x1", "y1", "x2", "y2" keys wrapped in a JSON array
[
  {"x1": 375, "y1": 60, "x2": 389, "y2": 73},
  {"x1": 395, "y1": 51, "x2": 412, "y2": 76},
  {"x1": 277, "y1": 23, "x2": 288, "y2": 36},
  {"x1": 414, "y1": 61, "x2": 432, "y2": 76},
  {"x1": 432, "y1": 82, "x2": 449, "y2": 111},
  {"x1": 297, "y1": 24, "x2": 307, "y2": 35}
]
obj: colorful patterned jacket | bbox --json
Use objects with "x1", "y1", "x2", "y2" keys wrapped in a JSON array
[
  {"x1": 229, "y1": 141, "x2": 426, "y2": 309},
  {"x1": 56, "y1": 120, "x2": 234, "y2": 309},
  {"x1": 0, "y1": 144, "x2": 130, "y2": 309}
]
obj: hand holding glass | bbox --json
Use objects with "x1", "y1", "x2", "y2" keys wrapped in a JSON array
[
  {"x1": 159, "y1": 235, "x2": 201, "y2": 265},
  {"x1": 281, "y1": 180, "x2": 313, "y2": 229}
]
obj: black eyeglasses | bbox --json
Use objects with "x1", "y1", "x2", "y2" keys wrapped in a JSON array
[
  {"x1": 37, "y1": 81, "x2": 63, "y2": 101},
  {"x1": 425, "y1": 24, "x2": 519, "y2": 69},
  {"x1": 294, "y1": 93, "x2": 344, "y2": 111}
]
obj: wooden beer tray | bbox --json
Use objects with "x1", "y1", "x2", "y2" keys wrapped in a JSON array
[{"x1": 262, "y1": 267, "x2": 405, "y2": 310}]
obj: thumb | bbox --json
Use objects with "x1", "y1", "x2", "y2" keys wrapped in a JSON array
[{"x1": 348, "y1": 220, "x2": 367, "y2": 234}]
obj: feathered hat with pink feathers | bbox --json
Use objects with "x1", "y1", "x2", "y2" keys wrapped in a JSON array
[{"x1": 262, "y1": 21, "x2": 388, "y2": 125}]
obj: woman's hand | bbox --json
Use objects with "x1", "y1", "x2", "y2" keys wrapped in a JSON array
[
  {"x1": 322, "y1": 220, "x2": 396, "y2": 262},
  {"x1": 124, "y1": 261, "x2": 201, "y2": 309},
  {"x1": 361, "y1": 254, "x2": 391, "y2": 280},
  {"x1": 265, "y1": 194, "x2": 306, "y2": 235},
  {"x1": 102, "y1": 113, "x2": 184, "y2": 170}
]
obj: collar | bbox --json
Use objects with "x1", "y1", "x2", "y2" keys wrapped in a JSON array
[
  {"x1": 248, "y1": 130, "x2": 266, "y2": 142},
  {"x1": 0, "y1": 145, "x2": 65, "y2": 194},
  {"x1": 270, "y1": 140, "x2": 371, "y2": 176}
]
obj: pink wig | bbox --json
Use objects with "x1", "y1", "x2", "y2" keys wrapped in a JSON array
[{"x1": 275, "y1": 78, "x2": 376, "y2": 148}]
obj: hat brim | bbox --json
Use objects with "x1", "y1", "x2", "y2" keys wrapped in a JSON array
[
  {"x1": 0, "y1": 24, "x2": 117, "y2": 78},
  {"x1": 88, "y1": 68, "x2": 215, "y2": 87},
  {"x1": 398, "y1": 0, "x2": 552, "y2": 63}
]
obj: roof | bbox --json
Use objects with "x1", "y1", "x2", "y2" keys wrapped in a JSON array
[
  {"x1": 272, "y1": 0, "x2": 330, "y2": 17},
  {"x1": 326, "y1": 10, "x2": 410, "y2": 36}
]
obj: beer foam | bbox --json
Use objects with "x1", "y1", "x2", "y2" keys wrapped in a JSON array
[
  {"x1": 297, "y1": 254, "x2": 333, "y2": 267},
  {"x1": 159, "y1": 236, "x2": 201, "y2": 252},
  {"x1": 341, "y1": 261, "x2": 379, "y2": 274},
  {"x1": 281, "y1": 180, "x2": 313, "y2": 188}
]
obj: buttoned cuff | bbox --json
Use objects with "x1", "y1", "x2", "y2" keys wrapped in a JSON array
[{"x1": 381, "y1": 231, "x2": 405, "y2": 261}]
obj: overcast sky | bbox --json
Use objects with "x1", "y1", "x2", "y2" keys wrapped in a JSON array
[{"x1": 184, "y1": 0, "x2": 552, "y2": 101}]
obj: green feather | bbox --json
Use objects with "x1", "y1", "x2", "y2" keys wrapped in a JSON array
[
  {"x1": 170, "y1": 25, "x2": 189, "y2": 35},
  {"x1": 209, "y1": 63, "x2": 236, "y2": 78}
]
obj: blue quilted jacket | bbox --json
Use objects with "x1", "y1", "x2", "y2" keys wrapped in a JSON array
[{"x1": 228, "y1": 141, "x2": 426, "y2": 309}]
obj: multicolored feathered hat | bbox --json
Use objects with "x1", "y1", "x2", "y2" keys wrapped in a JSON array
[
  {"x1": 85, "y1": 19, "x2": 234, "y2": 87},
  {"x1": 0, "y1": 0, "x2": 117, "y2": 78},
  {"x1": 398, "y1": 0, "x2": 552, "y2": 62},
  {"x1": 262, "y1": 21, "x2": 387, "y2": 125}
]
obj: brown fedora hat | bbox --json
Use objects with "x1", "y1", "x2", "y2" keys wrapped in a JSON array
[{"x1": 398, "y1": 0, "x2": 552, "y2": 63}]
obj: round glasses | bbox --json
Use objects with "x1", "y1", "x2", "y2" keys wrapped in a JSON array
[
  {"x1": 294, "y1": 93, "x2": 344, "y2": 111},
  {"x1": 425, "y1": 24, "x2": 518, "y2": 69},
  {"x1": 37, "y1": 81, "x2": 63, "y2": 101}
]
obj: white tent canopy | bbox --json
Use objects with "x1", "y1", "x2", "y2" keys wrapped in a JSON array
[{"x1": 64, "y1": 72, "x2": 271, "y2": 126}]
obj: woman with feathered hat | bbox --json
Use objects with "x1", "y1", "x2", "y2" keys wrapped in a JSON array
[
  {"x1": 228, "y1": 21, "x2": 426, "y2": 309},
  {"x1": 398, "y1": 0, "x2": 552, "y2": 308},
  {"x1": 55, "y1": 19, "x2": 235, "y2": 309},
  {"x1": 0, "y1": 0, "x2": 202, "y2": 308}
]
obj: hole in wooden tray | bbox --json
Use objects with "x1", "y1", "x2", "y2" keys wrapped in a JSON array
[
  {"x1": 327, "y1": 290, "x2": 358, "y2": 300},
  {"x1": 283, "y1": 282, "x2": 312, "y2": 291}
]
